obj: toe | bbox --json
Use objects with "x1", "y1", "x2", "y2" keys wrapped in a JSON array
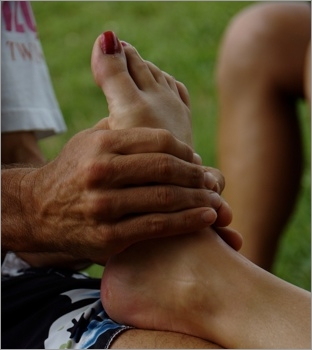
[
  {"x1": 123, "y1": 45, "x2": 157, "y2": 90},
  {"x1": 91, "y1": 31, "x2": 138, "y2": 102},
  {"x1": 176, "y1": 81, "x2": 191, "y2": 107}
]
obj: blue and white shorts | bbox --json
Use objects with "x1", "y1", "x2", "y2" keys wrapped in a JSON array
[{"x1": 2, "y1": 253, "x2": 131, "y2": 349}]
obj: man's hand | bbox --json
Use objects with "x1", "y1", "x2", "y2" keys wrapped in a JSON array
[{"x1": 2, "y1": 127, "x2": 229, "y2": 264}]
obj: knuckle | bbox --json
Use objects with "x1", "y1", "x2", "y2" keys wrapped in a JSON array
[
  {"x1": 148, "y1": 215, "x2": 170, "y2": 235},
  {"x1": 85, "y1": 193, "x2": 113, "y2": 219},
  {"x1": 190, "y1": 165, "x2": 205, "y2": 187},
  {"x1": 181, "y1": 164, "x2": 204, "y2": 188},
  {"x1": 101, "y1": 160, "x2": 117, "y2": 184},
  {"x1": 201, "y1": 189, "x2": 213, "y2": 205},
  {"x1": 83, "y1": 158, "x2": 116, "y2": 187},
  {"x1": 188, "y1": 189, "x2": 204, "y2": 207},
  {"x1": 94, "y1": 129, "x2": 129, "y2": 155},
  {"x1": 81, "y1": 160, "x2": 103, "y2": 187},
  {"x1": 157, "y1": 155, "x2": 174, "y2": 179},
  {"x1": 185, "y1": 189, "x2": 208, "y2": 208},
  {"x1": 156, "y1": 129, "x2": 174, "y2": 148},
  {"x1": 180, "y1": 211, "x2": 194, "y2": 228},
  {"x1": 98, "y1": 197, "x2": 114, "y2": 218},
  {"x1": 100, "y1": 223, "x2": 117, "y2": 246},
  {"x1": 94, "y1": 130, "x2": 115, "y2": 150},
  {"x1": 94, "y1": 223, "x2": 125, "y2": 257},
  {"x1": 156, "y1": 186, "x2": 176, "y2": 207}
]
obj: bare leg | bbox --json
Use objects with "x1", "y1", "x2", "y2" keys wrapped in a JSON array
[
  {"x1": 216, "y1": 2, "x2": 311, "y2": 270},
  {"x1": 111, "y1": 329, "x2": 222, "y2": 349},
  {"x1": 103, "y1": 228, "x2": 310, "y2": 349}
]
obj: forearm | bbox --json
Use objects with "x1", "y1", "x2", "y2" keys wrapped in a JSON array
[
  {"x1": 2, "y1": 131, "x2": 51, "y2": 254},
  {"x1": 1, "y1": 165, "x2": 38, "y2": 253},
  {"x1": 2, "y1": 164, "x2": 56, "y2": 253},
  {"x1": 2, "y1": 133, "x2": 71, "y2": 259},
  {"x1": 1, "y1": 131, "x2": 46, "y2": 165},
  {"x1": 2, "y1": 131, "x2": 45, "y2": 253},
  {"x1": 2, "y1": 165, "x2": 92, "y2": 269}
]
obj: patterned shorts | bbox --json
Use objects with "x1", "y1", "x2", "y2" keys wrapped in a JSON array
[{"x1": 2, "y1": 255, "x2": 131, "y2": 349}]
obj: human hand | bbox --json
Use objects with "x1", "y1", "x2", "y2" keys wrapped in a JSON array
[
  {"x1": 192, "y1": 153, "x2": 232, "y2": 228},
  {"x1": 24, "y1": 127, "x2": 226, "y2": 264}
]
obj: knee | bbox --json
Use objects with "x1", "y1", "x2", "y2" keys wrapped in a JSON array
[{"x1": 216, "y1": 3, "x2": 309, "y2": 88}]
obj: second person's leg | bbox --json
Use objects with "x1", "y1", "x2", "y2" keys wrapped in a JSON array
[{"x1": 216, "y1": 2, "x2": 311, "y2": 270}]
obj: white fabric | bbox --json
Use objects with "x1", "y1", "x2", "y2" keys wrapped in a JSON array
[
  {"x1": 1, "y1": 1, "x2": 66, "y2": 139},
  {"x1": 1, "y1": 251, "x2": 30, "y2": 277}
]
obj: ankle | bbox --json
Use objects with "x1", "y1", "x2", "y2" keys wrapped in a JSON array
[{"x1": 192, "y1": 238, "x2": 257, "y2": 348}]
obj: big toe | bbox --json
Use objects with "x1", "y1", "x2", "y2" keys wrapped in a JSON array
[{"x1": 91, "y1": 31, "x2": 136, "y2": 102}]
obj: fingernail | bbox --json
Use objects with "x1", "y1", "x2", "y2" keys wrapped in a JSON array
[
  {"x1": 100, "y1": 31, "x2": 122, "y2": 55},
  {"x1": 215, "y1": 182, "x2": 221, "y2": 194},
  {"x1": 202, "y1": 209, "x2": 217, "y2": 224},
  {"x1": 192, "y1": 153, "x2": 202, "y2": 165},
  {"x1": 208, "y1": 191, "x2": 221, "y2": 210},
  {"x1": 204, "y1": 172, "x2": 217, "y2": 189}
]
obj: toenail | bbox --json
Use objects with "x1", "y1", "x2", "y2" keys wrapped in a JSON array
[
  {"x1": 121, "y1": 40, "x2": 130, "y2": 47},
  {"x1": 100, "y1": 31, "x2": 122, "y2": 55}
]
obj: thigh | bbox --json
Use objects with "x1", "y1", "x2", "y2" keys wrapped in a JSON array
[{"x1": 111, "y1": 328, "x2": 222, "y2": 349}]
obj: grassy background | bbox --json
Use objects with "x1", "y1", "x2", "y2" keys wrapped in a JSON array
[{"x1": 32, "y1": 1, "x2": 310, "y2": 291}]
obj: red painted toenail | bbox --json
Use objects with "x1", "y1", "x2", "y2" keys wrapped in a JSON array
[{"x1": 100, "y1": 31, "x2": 122, "y2": 55}]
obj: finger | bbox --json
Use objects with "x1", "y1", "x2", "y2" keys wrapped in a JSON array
[
  {"x1": 92, "y1": 127, "x2": 195, "y2": 163},
  {"x1": 100, "y1": 153, "x2": 206, "y2": 189},
  {"x1": 90, "y1": 186, "x2": 221, "y2": 220},
  {"x1": 203, "y1": 166, "x2": 225, "y2": 194},
  {"x1": 104, "y1": 207, "x2": 218, "y2": 255}
]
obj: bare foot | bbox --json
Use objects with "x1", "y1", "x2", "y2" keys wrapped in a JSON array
[
  {"x1": 101, "y1": 229, "x2": 233, "y2": 344},
  {"x1": 102, "y1": 227, "x2": 311, "y2": 349},
  {"x1": 91, "y1": 31, "x2": 193, "y2": 147}
]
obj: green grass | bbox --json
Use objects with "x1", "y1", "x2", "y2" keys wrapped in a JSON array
[{"x1": 32, "y1": 1, "x2": 310, "y2": 290}]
